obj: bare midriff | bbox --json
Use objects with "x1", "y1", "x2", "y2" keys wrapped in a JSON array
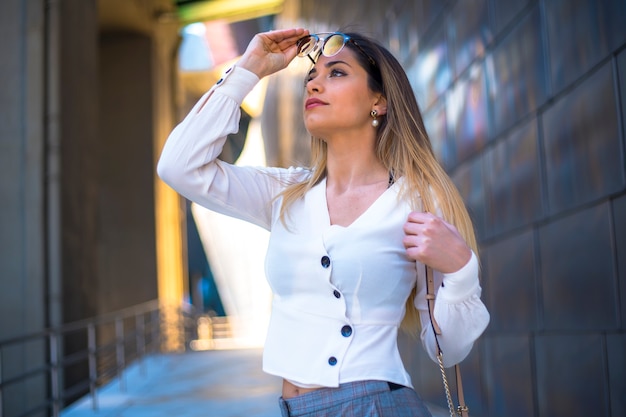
[{"x1": 281, "y1": 379, "x2": 323, "y2": 399}]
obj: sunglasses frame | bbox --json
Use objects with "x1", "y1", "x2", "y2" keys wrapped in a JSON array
[{"x1": 297, "y1": 32, "x2": 376, "y2": 66}]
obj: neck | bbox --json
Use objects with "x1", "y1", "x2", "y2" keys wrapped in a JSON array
[{"x1": 325, "y1": 139, "x2": 387, "y2": 190}]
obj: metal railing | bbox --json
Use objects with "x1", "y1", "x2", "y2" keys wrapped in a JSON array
[{"x1": 0, "y1": 300, "x2": 200, "y2": 417}]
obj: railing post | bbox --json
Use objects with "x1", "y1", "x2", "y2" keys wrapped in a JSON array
[
  {"x1": 152, "y1": 308, "x2": 161, "y2": 354},
  {"x1": 135, "y1": 314, "x2": 146, "y2": 376},
  {"x1": 115, "y1": 318, "x2": 126, "y2": 392},
  {"x1": 87, "y1": 323, "x2": 98, "y2": 410},
  {"x1": 49, "y1": 332, "x2": 61, "y2": 417}
]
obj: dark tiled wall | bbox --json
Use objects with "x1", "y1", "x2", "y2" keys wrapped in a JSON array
[
  {"x1": 288, "y1": 0, "x2": 626, "y2": 416},
  {"x1": 412, "y1": 1, "x2": 626, "y2": 416}
]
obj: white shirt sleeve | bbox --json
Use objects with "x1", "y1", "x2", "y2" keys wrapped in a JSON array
[
  {"x1": 418, "y1": 251, "x2": 490, "y2": 367},
  {"x1": 157, "y1": 66, "x2": 297, "y2": 230}
]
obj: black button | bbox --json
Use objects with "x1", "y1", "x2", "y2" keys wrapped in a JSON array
[
  {"x1": 321, "y1": 256, "x2": 331, "y2": 268},
  {"x1": 341, "y1": 325, "x2": 352, "y2": 337},
  {"x1": 333, "y1": 290, "x2": 341, "y2": 299},
  {"x1": 216, "y1": 78, "x2": 224, "y2": 85},
  {"x1": 328, "y1": 356, "x2": 337, "y2": 366},
  {"x1": 225, "y1": 66, "x2": 233, "y2": 74}
]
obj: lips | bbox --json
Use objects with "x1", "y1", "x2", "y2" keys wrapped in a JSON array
[{"x1": 305, "y1": 98, "x2": 327, "y2": 110}]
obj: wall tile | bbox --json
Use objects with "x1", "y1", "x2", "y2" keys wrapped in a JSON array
[
  {"x1": 614, "y1": 195, "x2": 626, "y2": 328},
  {"x1": 447, "y1": 62, "x2": 489, "y2": 164},
  {"x1": 535, "y1": 334, "x2": 609, "y2": 417},
  {"x1": 484, "y1": 230, "x2": 537, "y2": 332},
  {"x1": 484, "y1": 336, "x2": 535, "y2": 417},
  {"x1": 488, "y1": 5, "x2": 547, "y2": 136},
  {"x1": 395, "y1": 4, "x2": 419, "y2": 60},
  {"x1": 448, "y1": 0, "x2": 492, "y2": 77},
  {"x1": 456, "y1": 342, "x2": 486, "y2": 417},
  {"x1": 414, "y1": 0, "x2": 447, "y2": 37},
  {"x1": 607, "y1": 333, "x2": 626, "y2": 417},
  {"x1": 539, "y1": 203, "x2": 618, "y2": 330},
  {"x1": 415, "y1": 22, "x2": 452, "y2": 110},
  {"x1": 424, "y1": 99, "x2": 455, "y2": 170},
  {"x1": 542, "y1": 62, "x2": 622, "y2": 214},
  {"x1": 617, "y1": 50, "x2": 626, "y2": 159},
  {"x1": 452, "y1": 157, "x2": 486, "y2": 241},
  {"x1": 545, "y1": 0, "x2": 626, "y2": 93},
  {"x1": 485, "y1": 118, "x2": 543, "y2": 235},
  {"x1": 493, "y1": 0, "x2": 532, "y2": 34}
]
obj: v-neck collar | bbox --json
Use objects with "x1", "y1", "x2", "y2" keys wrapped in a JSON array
[{"x1": 317, "y1": 177, "x2": 400, "y2": 229}]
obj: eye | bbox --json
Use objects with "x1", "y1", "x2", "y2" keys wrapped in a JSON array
[{"x1": 329, "y1": 68, "x2": 346, "y2": 77}]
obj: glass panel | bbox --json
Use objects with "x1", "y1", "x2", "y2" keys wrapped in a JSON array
[
  {"x1": 488, "y1": 6, "x2": 547, "y2": 136},
  {"x1": 542, "y1": 62, "x2": 622, "y2": 214}
]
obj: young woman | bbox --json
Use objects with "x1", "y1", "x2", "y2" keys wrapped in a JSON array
[{"x1": 158, "y1": 28, "x2": 489, "y2": 417}]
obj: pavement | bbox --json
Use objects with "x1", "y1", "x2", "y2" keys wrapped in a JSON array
[{"x1": 62, "y1": 348, "x2": 450, "y2": 417}]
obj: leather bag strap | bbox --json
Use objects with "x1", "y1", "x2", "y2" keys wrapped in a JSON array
[{"x1": 425, "y1": 266, "x2": 469, "y2": 417}]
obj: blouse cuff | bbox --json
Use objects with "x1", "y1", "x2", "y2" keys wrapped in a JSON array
[
  {"x1": 211, "y1": 65, "x2": 260, "y2": 105},
  {"x1": 438, "y1": 251, "x2": 480, "y2": 304}
]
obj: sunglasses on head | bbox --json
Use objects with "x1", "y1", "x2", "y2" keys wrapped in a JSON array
[{"x1": 296, "y1": 32, "x2": 376, "y2": 66}]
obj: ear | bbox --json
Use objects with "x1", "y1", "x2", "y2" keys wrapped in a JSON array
[{"x1": 373, "y1": 95, "x2": 387, "y2": 116}]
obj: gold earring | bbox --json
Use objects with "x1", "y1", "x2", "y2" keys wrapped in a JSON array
[{"x1": 370, "y1": 110, "x2": 379, "y2": 127}]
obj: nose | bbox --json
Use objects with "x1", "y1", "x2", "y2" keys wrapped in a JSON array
[{"x1": 306, "y1": 77, "x2": 321, "y2": 94}]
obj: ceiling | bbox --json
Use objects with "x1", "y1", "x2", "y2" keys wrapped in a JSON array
[
  {"x1": 98, "y1": 0, "x2": 284, "y2": 33},
  {"x1": 175, "y1": 0, "x2": 284, "y2": 24}
]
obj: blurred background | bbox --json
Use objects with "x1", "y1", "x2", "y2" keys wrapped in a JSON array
[{"x1": 1, "y1": 0, "x2": 625, "y2": 416}]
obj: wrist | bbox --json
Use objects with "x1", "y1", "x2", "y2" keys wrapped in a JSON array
[{"x1": 236, "y1": 55, "x2": 271, "y2": 79}]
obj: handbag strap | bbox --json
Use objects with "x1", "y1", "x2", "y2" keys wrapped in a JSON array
[{"x1": 426, "y1": 266, "x2": 469, "y2": 417}]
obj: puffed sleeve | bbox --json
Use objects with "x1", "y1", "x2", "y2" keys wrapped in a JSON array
[{"x1": 416, "y1": 251, "x2": 490, "y2": 367}]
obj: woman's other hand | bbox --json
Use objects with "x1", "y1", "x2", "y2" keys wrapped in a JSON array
[
  {"x1": 237, "y1": 28, "x2": 309, "y2": 79},
  {"x1": 403, "y1": 212, "x2": 472, "y2": 274}
]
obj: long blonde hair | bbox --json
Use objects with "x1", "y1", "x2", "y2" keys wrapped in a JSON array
[{"x1": 277, "y1": 33, "x2": 478, "y2": 336}]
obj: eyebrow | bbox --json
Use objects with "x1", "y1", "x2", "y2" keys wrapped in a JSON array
[{"x1": 325, "y1": 60, "x2": 352, "y2": 68}]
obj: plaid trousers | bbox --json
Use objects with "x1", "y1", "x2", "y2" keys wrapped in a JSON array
[{"x1": 277, "y1": 380, "x2": 432, "y2": 417}]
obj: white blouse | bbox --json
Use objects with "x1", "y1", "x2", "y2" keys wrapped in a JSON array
[{"x1": 157, "y1": 66, "x2": 490, "y2": 388}]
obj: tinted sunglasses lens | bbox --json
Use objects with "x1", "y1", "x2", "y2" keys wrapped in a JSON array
[
  {"x1": 322, "y1": 34, "x2": 347, "y2": 57},
  {"x1": 297, "y1": 36, "x2": 317, "y2": 56}
]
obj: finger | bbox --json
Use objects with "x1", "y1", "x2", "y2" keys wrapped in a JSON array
[
  {"x1": 263, "y1": 28, "x2": 308, "y2": 49},
  {"x1": 406, "y1": 211, "x2": 436, "y2": 224},
  {"x1": 402, "y1": 235, "x2": 415, "y2": 249}
]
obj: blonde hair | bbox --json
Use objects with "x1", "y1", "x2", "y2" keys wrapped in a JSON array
[{"x1": 277, "y1": 33, "x2": 478, "y2": 336}]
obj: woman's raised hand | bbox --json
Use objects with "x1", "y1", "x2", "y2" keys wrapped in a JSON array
[{"x1": 236, "y1": 28, "x2": 309, "y2": 79}]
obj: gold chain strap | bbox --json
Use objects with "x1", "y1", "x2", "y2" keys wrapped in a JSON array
[
  {"x1": 427, "y1": 265, "x2": 469, "y2": 417},
  {"x1": 437, "y1": 352, "x2": 458, "y2": 417}
]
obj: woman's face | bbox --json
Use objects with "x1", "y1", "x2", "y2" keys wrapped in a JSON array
[{"x1": 302, "y1": 47, "x2": 380, "y2": 139}]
